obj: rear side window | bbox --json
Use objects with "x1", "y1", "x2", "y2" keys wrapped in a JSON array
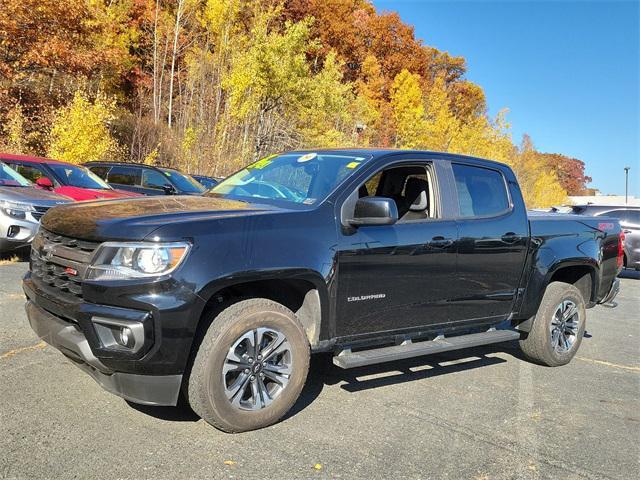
[
  {"x1": 107, "y1": 166, "x2": 141, "y2": 186},
  {"x1": 626, "y1": 211, "x2": 640, "y2": 226},
  {"x1": 600, "y1": 209, "x2": 640, "y2": 226},
  {"x1": 452, "y1": 164, "x2": 510, "y2": 218}
]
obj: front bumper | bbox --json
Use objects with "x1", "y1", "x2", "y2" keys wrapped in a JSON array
[
  {"x1": 25, "y1": 299, "x2": 182, "y2": 406},
  {"x1": 23, "y1": 269, "x2": 204, "y2": 406},
  {"x1": 0, "y1": 212, "x2": 39, "y2": 252}
]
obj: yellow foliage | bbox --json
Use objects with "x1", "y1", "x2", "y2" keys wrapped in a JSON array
[
  {"x1": 510, "y1": 135, "x2": 567, "y2": 208},
  {"x1": 4, "y1": 105, "x2": 27, "y2": 153},
  {"x1": 143, "y1": 147, "x2": 160, "y2": 166},
  {"x1": 422, "y1": 75, "x2": 460, "y2": 151},
  {"x1": 47, "y1": 91, "x2": 120, "y2": 164},
  {"x1": 299, "y1": 51, "x2": 354, "y2": 147},
  {"x1": 390, "y1": 69, "x2": 427, "y2": 149}
]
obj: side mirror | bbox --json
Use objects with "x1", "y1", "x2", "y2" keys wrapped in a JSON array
[
  {"x1": 349, "y1": 197, "x2": 398, "y2": 227},
  {"x1": 162, "y1": 184, "x2": 176, "y2": 195},
  {"x1": 36, "y1": 177, "x2": 54, "y2": 189}
]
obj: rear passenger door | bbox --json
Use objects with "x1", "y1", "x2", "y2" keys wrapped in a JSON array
[{"x1": 451, "y1": 162, "x2": 529, "y2": 322}]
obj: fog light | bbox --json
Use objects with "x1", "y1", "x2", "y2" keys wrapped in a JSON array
[
  {"x1": 116, "y1": 327, "x2": 135, "y2": 348},
  {"x1": 7, "y1": 225, "x2": 19, "y2": 238},
  {"x1": 92, "y1": 317, "x2": 145, "y2": 353}
]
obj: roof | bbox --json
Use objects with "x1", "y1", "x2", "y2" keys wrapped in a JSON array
[
  {"x1": 284, "y1": 148, "x2": 510, "y2": 169},
  {"x1": 0, "y1": 152, "x2": 70, "y2": 165},
  {"x1": 84, "y1": 161, "x2": 165, "y2": 169}
]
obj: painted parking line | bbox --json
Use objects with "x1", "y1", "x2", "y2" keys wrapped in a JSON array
[
  {"x1": 576, "y1": 356, "x2": 640, "y2": 372},
  {"x1": 0, "y1": 341, "x2": 46, "y2": 360}
]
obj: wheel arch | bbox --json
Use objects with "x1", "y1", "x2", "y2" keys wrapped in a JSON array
[
  {"x1": 194, "y1": 269, "x2": 330, "y2": 350},
  {"x1": 514, "y1": 258, "x2": 598, "y2": 332}
]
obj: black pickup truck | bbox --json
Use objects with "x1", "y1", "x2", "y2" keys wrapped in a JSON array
[{"x1": 24, "y1": 149, "x2": 622, "y2": 432}]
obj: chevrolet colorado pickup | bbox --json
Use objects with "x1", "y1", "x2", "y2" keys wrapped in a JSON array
[{"x1": 24, "y1": 149, "x2": 622, "y2": 432}]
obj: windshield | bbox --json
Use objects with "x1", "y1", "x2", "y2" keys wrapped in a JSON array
[
  {"x1": 159, "y1": 168, "x2": 206, "y2": 193},
  {"x1": 209, "y1": 152, "x2": 368, "y2": 205},
  {"x1": 0, "y1": 162, "x2": 31, "y2": 187},
  {"x1": 49, "y1": 164, "x2": 112, "y2": 190}
]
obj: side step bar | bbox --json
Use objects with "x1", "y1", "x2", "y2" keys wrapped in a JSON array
[{"x1": 332, "y1": 329, "x2": 521, "y2": 369}]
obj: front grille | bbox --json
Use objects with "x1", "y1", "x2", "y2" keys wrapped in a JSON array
[
  {"x1": 31, "y1": 206, "x2": 50, "y2": 221},
  {"x1": 30, "y1": 229, "x2": 100, "y2": 299}
]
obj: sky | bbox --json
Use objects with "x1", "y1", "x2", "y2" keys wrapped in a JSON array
[{"x1": 372, "y1": 0, "x2": 639, "y2": 196}]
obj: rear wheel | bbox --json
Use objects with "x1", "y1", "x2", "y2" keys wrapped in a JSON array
[
  {"x1": 187, "y1": 299, "x2": 310, "y2": 432},
  {"x1": 519, "y1": 282, "x2": 586, "y2": 366}
]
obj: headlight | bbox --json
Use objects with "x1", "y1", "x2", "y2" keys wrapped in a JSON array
[
  {"x1": 86, "y1": 242, "x2": 191, "y2": 281},
  {"x1": 0, "y1": 200, "x2": 34, "y2": 219}
]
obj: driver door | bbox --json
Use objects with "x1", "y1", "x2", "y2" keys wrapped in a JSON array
[{"x1": 335, "y1": 160, "x2": 459, "y2": 338}]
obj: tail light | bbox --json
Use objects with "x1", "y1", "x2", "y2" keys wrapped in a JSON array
[{"x1": 617, "y1": 231, "x2": 625, "y2": 269}]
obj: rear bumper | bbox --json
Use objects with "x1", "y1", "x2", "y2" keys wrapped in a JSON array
[
  {"x1": 599, "y1": 278, "x2": 620, "y2": 307},
  {"x1": 26, "y1": 299, "x2": 182, "y2": 406}
]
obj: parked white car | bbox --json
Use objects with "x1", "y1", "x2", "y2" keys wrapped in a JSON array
[{"x1": 0, "y1": 161, "x2": 70, "y2": 253}]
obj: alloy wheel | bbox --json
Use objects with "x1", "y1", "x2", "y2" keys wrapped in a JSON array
[{"x1": 222, "y1": 327, "x2": 293, "y2": 411}]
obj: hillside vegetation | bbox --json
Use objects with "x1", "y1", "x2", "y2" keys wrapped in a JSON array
[{"x1": 0, "y1": 0, "x2": 591, "y2": 207}]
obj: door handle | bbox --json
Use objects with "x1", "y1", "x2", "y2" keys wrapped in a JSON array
[
  {"x1": 501, "y1": 232, "x2": 520, "y2": 244},
  {"x1": 429, "y1": 236, "x2": 454, "y2": 248},
  {"x1": 623, "y1": 229, "x2": 632, "y2": 235}
]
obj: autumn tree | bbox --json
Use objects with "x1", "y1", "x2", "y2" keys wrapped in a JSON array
[
  {"x1": 0, "y1": 0, "x2": 590, "y2": 199},
  {"x1": 390, "y1": 70, "x2": 427, "y2": 148},
  {"x1": 47, "y1": 91, "x2": 121, "y2": 164},
  {"x1": 537, "y1": 152, "x2": 591, "y2": 195}
]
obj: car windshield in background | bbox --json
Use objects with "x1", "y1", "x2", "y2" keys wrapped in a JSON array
[
  {"x1": 0, "y1": 162, "x2": 31, "y2": 187},
  {"x1": 193, "y1": 176, "x2": 218, "y2": 189},
  {"x1": 49, "y1": 164, "x2": 112, "y2": 190},
  {"x1": 159, "y1": 169, "x2": 206, "y2": 193},
  {"x1": 209, "y1": 152, "x2": 369, "y2": 205}
]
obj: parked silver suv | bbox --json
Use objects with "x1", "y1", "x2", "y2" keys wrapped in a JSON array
[
  {"x1": 571, "y1": 204, "x2": 640, "y2": 270},
  {"x1": 1, "y1": 161, "x2": 70, "y2": 253}
]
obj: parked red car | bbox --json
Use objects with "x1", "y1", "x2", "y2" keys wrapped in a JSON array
[{"x1": 0, "y1": 154, "x2": 141, "y2": 201}]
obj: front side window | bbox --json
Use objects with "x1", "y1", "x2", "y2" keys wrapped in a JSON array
[
  {"x1": 210, "y1": 152, "x2": 369, "y2": 205},
  {"x1": 0, "y1": 162, "x2": 31, "y2": 187},
  {"x1": 107, "y1": 166, "x2": 142, "y2": 186},
  {"x1": 452, "y1": 163, "x2": 510, "y2": 218},
  {"x1": 13, "y1": 164, "x2": 48, "y2": 184},
  {"x1": 355, "y1": 164, "x2": 436, "y2": 222},
  {"x1": 158, "y1": 168, "x2": 206, "y2": 194},
  {"x1": 142, "y1": 169, "x2": 172, "y2": 190},
  {"x1": 49, "y1": 164, "x2": 112, "y2": 190},
  {"x1": 88, "y1": 165, "x2": 110, "y2": 180}
]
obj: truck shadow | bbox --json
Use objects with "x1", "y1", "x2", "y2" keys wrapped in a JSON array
[
  {"x1": 285, "y1": 340, "x2": 523, "y2": 421},
  {"x1": 126, "y1": 340, "x2": 559, "y2": 425}
]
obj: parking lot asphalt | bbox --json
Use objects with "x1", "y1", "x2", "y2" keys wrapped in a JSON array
[{"x1": 1, "y1": 261, "x2": 639, "y2": 480}]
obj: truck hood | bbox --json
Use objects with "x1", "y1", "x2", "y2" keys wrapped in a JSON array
[
  {"x1": 41, "y1": 195, "x2": 281, "y2": 241},
  {"x1": 0, "y1": 186, "x2": 71, "y2": 205}
]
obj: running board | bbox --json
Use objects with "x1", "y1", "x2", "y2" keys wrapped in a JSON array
[{"x1": 332, "y1": 329, "x2": 521, "y2": 369}]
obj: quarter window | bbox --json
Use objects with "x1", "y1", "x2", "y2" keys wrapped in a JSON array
[{"x1": 452, "y1": 163, "x2": 510, "y2": 218}]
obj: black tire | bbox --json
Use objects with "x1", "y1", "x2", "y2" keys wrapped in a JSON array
[
  {"x1": 187, "y1": 298, "x2": 310, "y2": 432},
  {"x1": 519, "y1": 282, "x2": 586, "y2": 367}
]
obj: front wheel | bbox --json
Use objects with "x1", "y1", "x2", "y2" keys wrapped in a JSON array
[
  {"x1": 519, "y1": 282, "x2": 586, "y2": 367},
  {"x1": 187, "y1": 299, "x2": 310, "y2": 432}
]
